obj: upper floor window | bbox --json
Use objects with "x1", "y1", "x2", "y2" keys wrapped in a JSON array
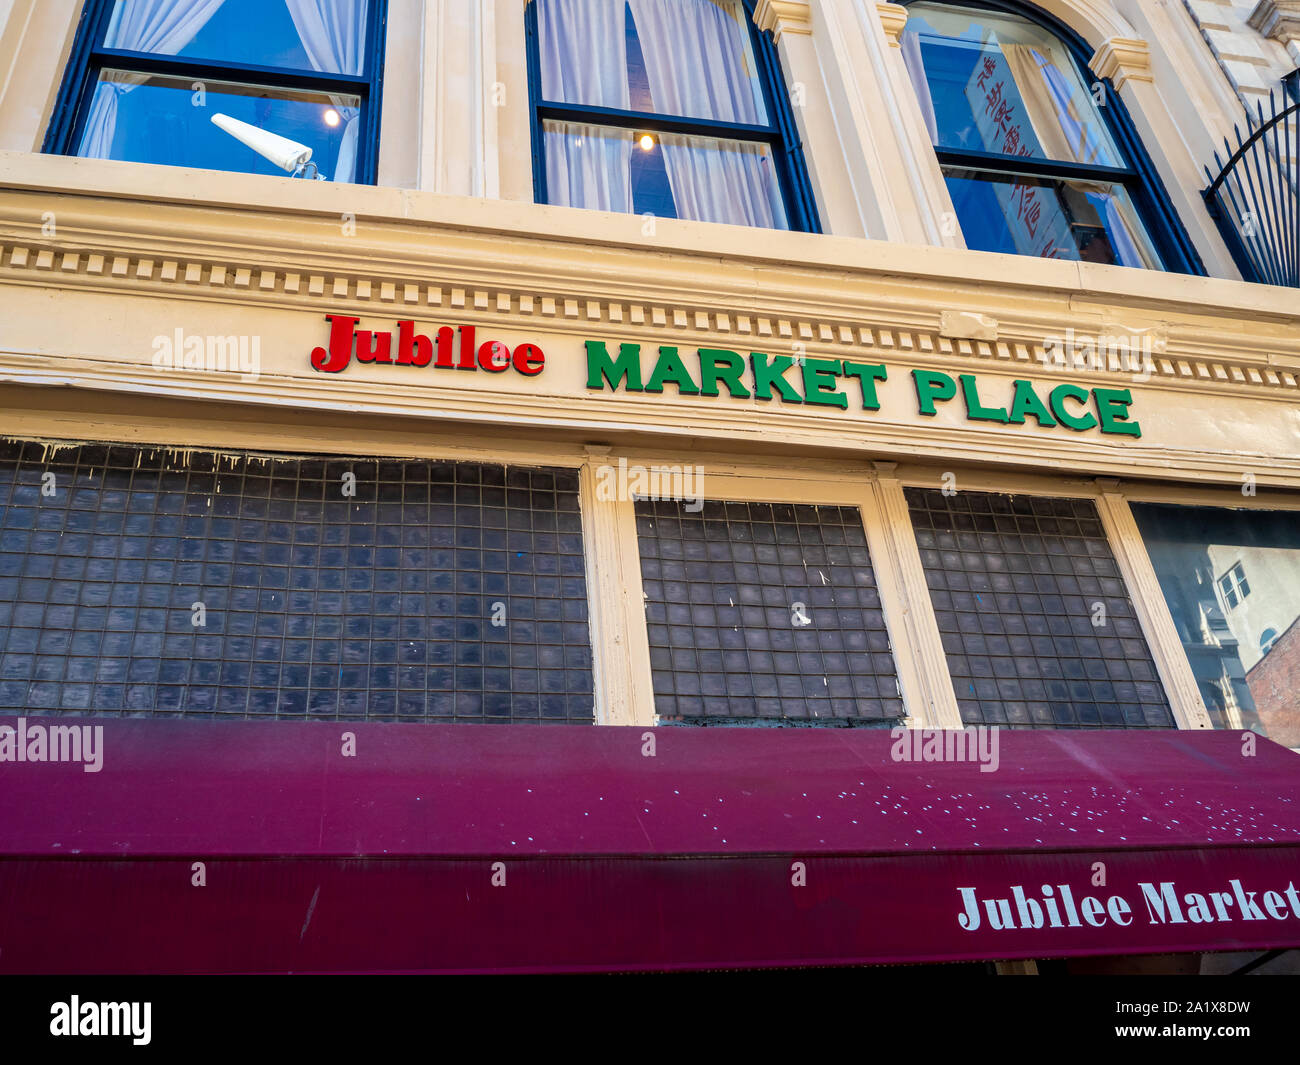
[
  {"x1": 526, "y1": 0, "x2": 819, "y2": 231},
  {"x1": 44, "y1": 0, "x2": 387, "y2": 184},
  {"x1": 901, "y1": 1, "x2": 1195, "y2": 271},
  {"x1": 1218, "y1": 561, "x2": 1250, "y2": 610}
]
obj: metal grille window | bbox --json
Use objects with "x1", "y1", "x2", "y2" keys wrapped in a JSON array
[
  {"x1": 906, "y1": 488, "x2": 1173, "y2": 728},
  {"x1": 0, "y1": 441, "x2": 593, "y2": 723},
  {"x1": 635, "y1": 499, "x2": 902, "y2": 726}
]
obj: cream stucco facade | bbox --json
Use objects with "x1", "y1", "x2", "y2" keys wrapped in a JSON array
[{"x1": 0, "y1": 0, "x2": 1296, "y2": 734}]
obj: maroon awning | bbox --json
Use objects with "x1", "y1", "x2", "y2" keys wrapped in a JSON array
[{"x1": 1, "y1": 717, "x2": 1298, "y2": 972}]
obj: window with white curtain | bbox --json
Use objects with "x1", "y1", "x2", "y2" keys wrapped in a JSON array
[
  {"x1": 44, "y1": 0, "x2": 386, "y2": 184},
  {"x1": 900, "y1": 1, "x2": 1189, "y2": 270},
  {"x1": 527, "y1": 0, "x2": 818, "y2": 231}
]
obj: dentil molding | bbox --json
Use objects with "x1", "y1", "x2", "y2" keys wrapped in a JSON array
[{"x1": 0, "y1": 227, "x2": 1294, "y2": 397}]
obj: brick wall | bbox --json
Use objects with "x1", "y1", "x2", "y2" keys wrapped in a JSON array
[{"x1": 1244, "y1": 617, "x2": 1300, "y2": 747}]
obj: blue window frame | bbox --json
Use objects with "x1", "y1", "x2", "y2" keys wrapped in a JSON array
[
  {"x1": 43, "y1": 0, "x2": 388, "y2": 185},
  {"x1": 901, "y1": 0, "x2": 1203, "y2": 274},
  {"x1": 524, "y1": 0, "x2": 819, "y2": 232}
]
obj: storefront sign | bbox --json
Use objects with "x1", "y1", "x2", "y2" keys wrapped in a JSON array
[
  {"x1": 310, "y1": 315, "x2": 545, "y2": 376},
  {"x1": 956, "y1": 878, "x2": 1300, "y2": 932},
  {"x1": 305, "y1": 320, "x2": 1141, "y2": 438},
  {"x1": 585, "y1": 340, "x2": 1142, "y2": 437},
  {"x1": 4, "y1": 721, "x2": 1298, "y2": 972}
]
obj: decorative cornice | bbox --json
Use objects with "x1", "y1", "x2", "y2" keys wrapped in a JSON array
[
  {"x1": 1248, "y1": 0, "x2": 1300, "y2": 43},
  {"x1": 1089, "y1": 37, "x2": 1155, "y2": 92},
  {"x1": 877, "y1": 2, "x2": 910, "y2": 48},
  {"x1": 752, "y1": 0, "x2": 812, "y2": 43},
  {"x1": 0, "y1": 231, "x2": 1295, "y2": 398}
]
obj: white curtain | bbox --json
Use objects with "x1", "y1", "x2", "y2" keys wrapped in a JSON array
[
  {"x1": 900, "y1": 29, "x2": 938, "y2": 143},
  {"x1": 1001, "y1": 45, "x2": 1099, "y2": 163},
  {"x1": 629, "y1": 0, "x2": 784, "y2": 227},
  {"x1": 78, "y1": 0, "x2": 225, "y2": 159},
  {"x1": 286, "y1": 0, "x2": 367, "y2": 181},
  {"x1": 658, "y1": 133, "x2": 785, "y2": 227},
  {"x1": 1083, "y1": 189, "x2": 1150, "y2": 267},
  {"x1": 545, "y1": 122, "x2": 634, "y2": 213},
  {"x1": 1003, "y1": 45, "x2": 1151, "y2": 267},
  {"x1": 538, "y1": 0, "x2": 630, "y2": 108},
  {"x1": 628, "y1": 0, "x2": 761, "y2": 122}
]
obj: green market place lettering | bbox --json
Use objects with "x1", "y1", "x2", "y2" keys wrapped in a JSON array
[{"x1": 585, "y1": 340, "x2": 1142, "y2": 437}]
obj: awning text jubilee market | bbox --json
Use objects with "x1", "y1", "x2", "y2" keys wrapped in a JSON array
[{"x1": 311, "y1": 315, "x2": 1143, "y2": 437}]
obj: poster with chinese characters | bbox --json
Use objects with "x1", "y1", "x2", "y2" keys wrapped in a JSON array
[{"x1": 966, "y1": 50, "x2": 1076, "y2": 259}]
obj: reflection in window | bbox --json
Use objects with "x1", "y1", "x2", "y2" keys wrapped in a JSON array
[
  {"x1": 529, "y1": 0, "x2": 816, "y2": 230},
  {"x1": 901, "y1": 2, "x2": 1168, "y2": 268},
  {"x1": 1132, "y1": 503, "x2": 1300, "y2": 745},
  {"x1": 48, "y1": 0, "x2": 383, "y2": 183},
  {"x1": 1217, "y1": 561, "x2": 1250, "y2": 609},
  {"x1": 82, "y1": 72, "x2": 362, "y2": 181},
  {"x1": 943, "y1": 169, "x2": 1160, "y2": 266}
]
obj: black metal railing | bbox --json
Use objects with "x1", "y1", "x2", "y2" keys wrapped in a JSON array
[{"x1": 1203, "y1": 74, "x2": 1300, "y2": 288}]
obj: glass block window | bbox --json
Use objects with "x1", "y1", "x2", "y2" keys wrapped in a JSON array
[
  {"x1": 906, "y1": 488, "x2": 1173, "y2": 728},
  {"x1": 635, "y1": 498, "x2": 903, "y2": 726},
  {"x1": 0, "y1": 440, "x2": 593, "y2": 723}
]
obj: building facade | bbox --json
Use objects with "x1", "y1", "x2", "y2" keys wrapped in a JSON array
[{"x1": 1, "y1": 0, "x2": 1298, "y2": 974}]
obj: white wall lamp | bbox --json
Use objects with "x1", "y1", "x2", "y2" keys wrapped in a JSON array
[{"x1": 210, "y1": 113, "x2": 325, "y2": 179}]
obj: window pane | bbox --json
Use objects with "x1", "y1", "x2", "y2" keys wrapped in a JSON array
[
  {"x1": 902, "y1": 2, "x2": 1123, "y2": 167},
  {"x1": 104, "y1": 0, "x2": 369, "y2": 76},
  {"x1": 544, "y1": 119, "x2": 788, "y2": 228},
  {"x1": 0, "y1": 442, "x2": 594, "y2": 724},
  {"x1": 907, "y1": 489, "x2": 1175, "y2": 729},
  {"x1": 537, "y1": 0, "x2": 768, "y2": 124},
  {"x1": 544, "y1": 121, "x2": 635, "y2": 213},
  {"x1": 1131, "y1": 503, "x2": 1300, "y2": 745},
  {"x1": 636, "y1": 499, "x2": 903, "y2": 726},
  {"x1": 76, "y1": 71, "x2": 361, "y2": 182},
  {"x1": 944, "y1": 168, "x2": 1163, "y2": 267}
]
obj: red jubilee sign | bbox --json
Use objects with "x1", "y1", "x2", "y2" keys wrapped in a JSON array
[{"x1": 310, "y1": 315, "x2": 545, "y2": 377}]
